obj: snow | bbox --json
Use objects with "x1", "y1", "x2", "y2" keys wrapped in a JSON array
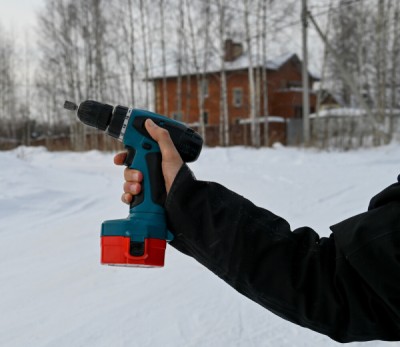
[
  {"x1": 1, "y1": 144, "x2": 399, "y2": 347},
  {"x1": 310, "y1": 107, "x2": 400, "y2": 118}
]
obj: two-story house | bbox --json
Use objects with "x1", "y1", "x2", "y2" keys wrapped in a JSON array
[{"x1": 149, "y1": 40, "x2": 318, "y2": 145}]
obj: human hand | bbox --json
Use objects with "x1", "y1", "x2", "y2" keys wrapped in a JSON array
[{"x1": 114, "y1": 118, "x2": 184, "y2": 204}]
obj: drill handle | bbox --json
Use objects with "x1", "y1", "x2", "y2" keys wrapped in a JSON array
[{"x1": 123, "y1": 145, "x2": 166, "y2": 214}]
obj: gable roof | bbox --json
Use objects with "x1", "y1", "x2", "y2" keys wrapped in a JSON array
[{"x1": 148, "y1": 52, "x2": 319, "y2": 80}]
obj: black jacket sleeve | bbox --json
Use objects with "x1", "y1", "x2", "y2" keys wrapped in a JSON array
[{"x1": 165, "y1": 165, "x2": 400, "y2": 343}]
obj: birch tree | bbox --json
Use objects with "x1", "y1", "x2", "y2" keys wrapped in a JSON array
[
  {"x1": 159, "y1": 0, "x2": 168, "y2": 115},
  {"x1": 139, "y1": 0, "x2": 150, "y2": 109},
  {"x1": 216, "y1": 0, "x2": 229, "y2": 146},
  {"x1": 261, "y1": 0, "x2": 270, "y2": 146},
  {"x1": 374, "y1": 0, "x2": 388, "y2": 142},
  {"x1": 176, "y1": 0, "x2": 184, "y2": 121},
  {"x1": 389, "y1": 0, "x2": 400, "y2": 140},
  {"x1": 127, "y1": 0, "x2": 136, "y2": 103},
  {"x1": 0, "y1": 26, "x2": 18, "y2": 142},
  {"x1": 186, "y1": 0, "x2": 211, "y2": 141},
  {"x1": 243, "y1": 0, "x2": 259, "y2": 147}
]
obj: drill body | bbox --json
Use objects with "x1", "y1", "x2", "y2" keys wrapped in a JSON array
[{"x1": 64, "y1": 100, "x2": 203, "y2": 267}]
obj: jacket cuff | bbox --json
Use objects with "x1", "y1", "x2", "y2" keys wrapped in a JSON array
[
  {"x1": 165, "y1": 163, "x2": 195, "y2": 212},
  {"x1": 164, "y1": 163, "x2": 197, "y2": 254}
]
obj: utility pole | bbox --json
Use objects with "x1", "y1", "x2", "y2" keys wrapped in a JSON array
[{"x1": 302, "y1": 0, "x2": 310, "y2": 146}]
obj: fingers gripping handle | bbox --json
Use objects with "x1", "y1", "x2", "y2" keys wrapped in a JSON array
[
  {"x1": 123, "y1": 146, "x2": 167, "y2": 211},
  {"x1": 123, "y1": 147, "x2": 142, "y2": 208}
]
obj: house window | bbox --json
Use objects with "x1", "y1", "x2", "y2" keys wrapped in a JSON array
[
  {"x1": 232, "y1": 88, "x2": 243, "y2": 107},
  {"x1": 171, "y1": 111, "x2": 183, "y2": 122},
  {"x1": 287, "y1": 80, "x2": 302, "y2": 89},
  {"x1": 202, "y1": 111, "x2": 209, "y2": 125},
  {"x1": 294, "y1": 106, "x2": 303, "y2": 118},
  {"x1": 201, "y1": 79, "x2": 209, "y2": 98}
]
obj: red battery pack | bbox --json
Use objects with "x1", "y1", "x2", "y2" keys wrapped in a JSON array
[{"x1": 101, "y1": 236, "x2": 166, "y2": 267}]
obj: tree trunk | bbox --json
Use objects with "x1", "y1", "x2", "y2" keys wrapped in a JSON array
[
  {"x1": 140, "y1": 0, "x2": 150, "y2": 109},
  {"x1": 244, "y1": 0, "x2": 258, "y2": 147},
  {"x1": 261, "y1": 0, "x2": 269, "y2": 147},
  {"x1": 160, "y1": 0, "x2": 168, "y2": 115},
  {"x1": 389, "y1": 0, "x2": 400, "y2": 142},
  {"x1": 218, "y1": 0, "x2": 229, "y2": 146}
]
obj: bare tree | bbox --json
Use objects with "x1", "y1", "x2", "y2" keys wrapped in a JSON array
[
  {"x1": 374, "y1": 0, "x2": 388, "y2": 143},
  {"x1": 127, "y1": 0, "x2": 136, "y2": 103},
  {"x1": 323, "y1": 0, "x2": 400, "y2": 146},
  {"x1": 216, "y1": 0, "x2": 229, "y2": 146},
  {"x1": 243, "y1": 0, "x2": 259, "y2": 147},
  {"x1": 176, "y1": 0, "x2": 184, "y2": 121},
  {"x1": 389, "y1": 0, "x2": 400, "y2": 140},
  {"x1": 22, "y1": 31, "x2": 32, "y2": 146},
  {"x1": 185, "y1": 0, "x2": 211, "y2": 141},
  {"x1": 139, "y1": 0, "x2": 150, "y2": 109},
  {"x1": 261, "y1": 0, "x2": 270, "y2": 147},
  {"x1": 0, "y1": 25, "x2": 18, "y2": 143},
  {"x1": 36, "y1": 0, "x2": 113, "y2": 150},
  {"x1": 159, "y1": 0, "x2": 168, "y2": 115}
]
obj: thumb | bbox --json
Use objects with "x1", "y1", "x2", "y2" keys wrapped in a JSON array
[{"x1": 145, "y1": 119, "x2": 180, "y2": 162}]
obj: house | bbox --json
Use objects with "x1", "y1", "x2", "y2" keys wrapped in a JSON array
[{"x1": 149, "y1": 40, "x2": 319, "y2": 145}]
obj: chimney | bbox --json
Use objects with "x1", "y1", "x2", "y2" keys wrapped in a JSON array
[{"x1": 224, "y1": 39, "x2": 243, "y2": 62}]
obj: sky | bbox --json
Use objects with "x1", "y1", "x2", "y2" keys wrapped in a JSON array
[
  {"x1": 0, "y1": 0, "x2": 43, "y2": 34},
  {"x1": 0, "y1": 0, "x2": 327, "y2": 79},
  {"x1": 0, "y1": 0, "x2": 44, "y2": 59}
]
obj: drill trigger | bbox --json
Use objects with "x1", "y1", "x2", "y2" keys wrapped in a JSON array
[{"x1": 123, "y1": 146, "x2": 136, "y2": 167}]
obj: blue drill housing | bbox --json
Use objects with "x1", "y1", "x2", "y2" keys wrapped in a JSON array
[
  {"x1": 101, "y1": 108, "x2": 176, "y2": 244},
  {"x1": 65, "y1": 99, "x2": 202, "y2": 267}
]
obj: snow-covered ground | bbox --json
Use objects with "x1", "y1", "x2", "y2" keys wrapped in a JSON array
[{"x1": 0, "y1": 144, "x2": 399, "y2": 347}]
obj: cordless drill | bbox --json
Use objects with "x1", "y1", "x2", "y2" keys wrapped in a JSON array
[{"x1": 64, "y1": 100, "x2": 203, "y2": 267}]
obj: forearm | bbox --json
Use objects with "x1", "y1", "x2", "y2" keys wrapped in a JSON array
[
  {"x1": 165, "y1": 165, "x2": 400, "y2": 342},
  {"x1": 165, "y1": 165, "x2": 341, "y2": 337}
]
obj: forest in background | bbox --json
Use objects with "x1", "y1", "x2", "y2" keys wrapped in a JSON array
[{"x1": 0, "y1": 0, "x2": 399, "y2": 150}]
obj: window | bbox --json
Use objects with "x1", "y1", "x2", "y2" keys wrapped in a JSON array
[
  {"x1": 171, "y1": 111, "x2": 183, "y2": 122},
  {"x1": 294, "y1": 106, "x2": 303, "y2": 118},
  {"x1": 202, "y1": 111, "x2": 209, "y2": 125},
  {"x1": 232, "y1": 88, "x2": 243, "y2": 107},
  {"x1": 287, "y1": 80, "x2": 302, "y2": 89},
  {"x1": 201, "y1": 79, "x2": 209, "y2": 98}
]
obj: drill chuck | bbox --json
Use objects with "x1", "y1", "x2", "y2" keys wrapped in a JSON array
[{"x1": 68, "y1": 100, "x2": 114, "y2": 131}]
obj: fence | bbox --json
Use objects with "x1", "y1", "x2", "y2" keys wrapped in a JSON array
[
  {"x1": 191, "y1": 120, "x2": 286, "y2": 147},
  {"x1": 0, "y1": 133, "x2": 124, "y2": 152},
  {"x1": 2, "y1": 113, "x2": 399, "y2": 151},
  {"x1": 0, "y1": 121, "x2": 288, "y2": 151},
  {"x1": 310, "y1": 111, "x2": 400, "y2": 149}
]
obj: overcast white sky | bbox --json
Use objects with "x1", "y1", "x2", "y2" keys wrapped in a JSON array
[
  {"x1": 0, "y1": 0, "x2": 323, "y2": 74},
  {"x1": 0, "y1": 0, "x2": 44, "y2": 36}
]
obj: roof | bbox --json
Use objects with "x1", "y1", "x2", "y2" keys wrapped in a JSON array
[{"x1": 148, "y1": 52, "x2": 319, "y2": 80}]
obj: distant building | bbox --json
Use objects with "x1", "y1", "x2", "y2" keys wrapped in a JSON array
[{"x1": 149, "y1": 39, "x2": 319, "y2": 145}]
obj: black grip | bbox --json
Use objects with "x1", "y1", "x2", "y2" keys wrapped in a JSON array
[
  {"x1": 130, "y1": 189, "x2": 145, "y2": 209},
  {"x1": 123, "y1": 146, "x2": 136, "y2": 167},
  {"x1": 127, "y1": 151, "x2": 166, "y2": 209},
  {"x1": 146, "y1": 152, "x2": 167, "y2": 206},
  {"x1": 123, "y1": 146, "x2": 145, "y2": 209},
  {"x1": 132, "y1": 116, "x2": 202, "y2": 163}
]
